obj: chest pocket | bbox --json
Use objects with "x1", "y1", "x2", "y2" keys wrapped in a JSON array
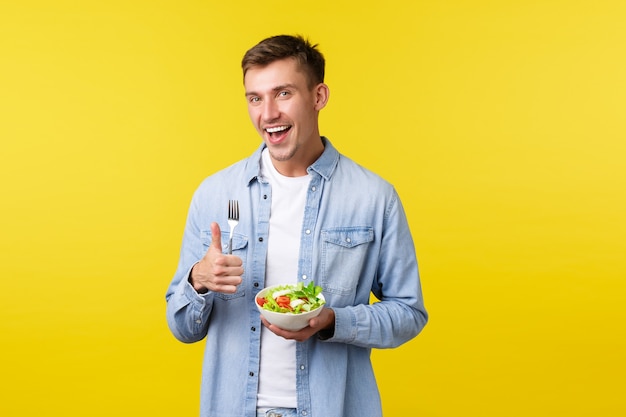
[
  {"x1": 320, "y1": 227, "x2": 374, "y2": 296},
  {"x1": 201, "y1": 230, "x2": 248, "y2": 300}
]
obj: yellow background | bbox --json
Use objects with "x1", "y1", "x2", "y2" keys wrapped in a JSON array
[{"x1": 1, "y1": 1, "x2": 624, "y2": 415}]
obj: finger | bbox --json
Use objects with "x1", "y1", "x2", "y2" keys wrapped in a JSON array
[
  {"x1": 209, "y1": 221, "x2": 222, "y2": 252},
  {"x1": 209, "y1": 281, "x2": 240, "y2": 294},
  {"x1": 308, "y1": 317, "x2": 321, "y2": 330},
  {"x1": 259, "y1": 316, "x2": 312, "y2": 341}
]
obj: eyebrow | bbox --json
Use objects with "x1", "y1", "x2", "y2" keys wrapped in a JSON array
[{"x1": 245, "y1": 83, "x2": 298, "y2": 97}]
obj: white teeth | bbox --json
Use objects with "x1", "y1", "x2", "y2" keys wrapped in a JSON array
[{"x1": 266, "y1": 126, "x2": 289, "y2": 133}]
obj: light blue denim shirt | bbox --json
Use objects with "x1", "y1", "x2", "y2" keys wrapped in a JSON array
[{"x1": 166, "y1": 137, "x2": 428, "y2": 417}]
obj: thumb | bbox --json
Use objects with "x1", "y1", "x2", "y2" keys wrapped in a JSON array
[{"x1": 209, "y1": 221, "x2": 223, "y2": 253}]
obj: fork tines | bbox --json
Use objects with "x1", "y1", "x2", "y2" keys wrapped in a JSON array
[
  {"x1": 228, "y1": 200, "x2": 239, "y2": 220},
  {"x1": 227, "y1": 200, "x2": 239, "y2": 255}
]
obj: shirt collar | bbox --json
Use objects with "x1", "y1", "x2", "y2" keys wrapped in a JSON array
[{"x1": 244, "y1": 136, "x2": 339, "y2": 185}]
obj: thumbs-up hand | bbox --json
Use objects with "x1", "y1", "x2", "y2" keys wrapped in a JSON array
[{"x1": 189, "y1": 222, "x2": 243, "y2": 294}]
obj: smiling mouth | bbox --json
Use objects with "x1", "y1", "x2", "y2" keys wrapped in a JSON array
[{"x1": 265, "y1": 125, "x2": 291, "y2": 138}]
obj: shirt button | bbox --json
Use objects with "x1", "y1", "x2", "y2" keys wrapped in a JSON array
[
  {"x1": 346, "y1": 237, "x2": 351, "y2": 243},
  {"x1": 301, "y1": 274, "x2": 307, "y2": 280},
  {"x1": 300, "y1": 365, "x2": 305, "y2": 370},
  {"x1": 251, "y1": 327, "x2": 256, "y2": 331},
  {"x1": 195, "y1": 319, "x2": 201, "y2": 324},
  {"x1": 302, "y1": 411, "x2": 308, "y2": 416},
  {"x1": 258, "y1": 237, "x2": 264, "y2": 242},
  {"x1": 263, "y1": 194, "x2": 268, "y2": 199},
  {"x1": 311, "y1": 186, "x2": 316, "y2": 191},
  {"x1": 305, "y1": 229, "x2": 311, "y2": 235},
  {"x1": 254, "y1": 282, "x2": 259, "y2": 287},
  {"x1": 249, "y1": 371, "x2": 254, "y2": 377}
]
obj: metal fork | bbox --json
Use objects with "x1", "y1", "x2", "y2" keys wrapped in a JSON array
[{"x1": 227, "y1": 200, "x2": 239, "y2": 254}]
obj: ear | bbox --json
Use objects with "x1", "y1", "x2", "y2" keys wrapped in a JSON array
[{"x1": 313, "y1": 83, "x2": 330, "y2": 111}]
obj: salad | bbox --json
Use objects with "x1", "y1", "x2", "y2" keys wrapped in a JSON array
[{"x1": 257, "y1": 282, "x2": 325, "y2": 314}]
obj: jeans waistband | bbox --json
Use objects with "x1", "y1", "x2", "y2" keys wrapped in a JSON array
[{"x1": 257, "y1": 408, "x2": 298, "y2": 417}]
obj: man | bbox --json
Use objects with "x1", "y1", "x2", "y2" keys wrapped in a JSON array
[{"x1": 166, "y1": 34, "x2": 428, "y2": 417}]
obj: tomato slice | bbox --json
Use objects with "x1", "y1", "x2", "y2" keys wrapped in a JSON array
[{"x1": 276, "y1": 295, "x2": 292, "y2": 310}]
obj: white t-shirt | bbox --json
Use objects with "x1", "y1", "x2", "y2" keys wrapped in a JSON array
[{"x1": 257, "y1": 148, "x2": 310, "y2": 409}]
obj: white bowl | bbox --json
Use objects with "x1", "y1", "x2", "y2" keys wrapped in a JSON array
[{"x1": 255, "y1": 284, "x2": 326, "y2": 331}]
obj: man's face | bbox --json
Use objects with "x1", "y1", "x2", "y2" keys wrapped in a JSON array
[{"x1": 244, "y1": 58, "x2": 328, "y2": 176}]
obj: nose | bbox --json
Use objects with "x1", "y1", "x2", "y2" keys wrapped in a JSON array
[{"x1": 261, "y1": 99, "x2": 280, "y2": 123}]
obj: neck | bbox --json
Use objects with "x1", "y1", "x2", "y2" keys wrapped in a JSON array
[{"x1": 271, "y1": 136, "x2": 324, "y2": 177}]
